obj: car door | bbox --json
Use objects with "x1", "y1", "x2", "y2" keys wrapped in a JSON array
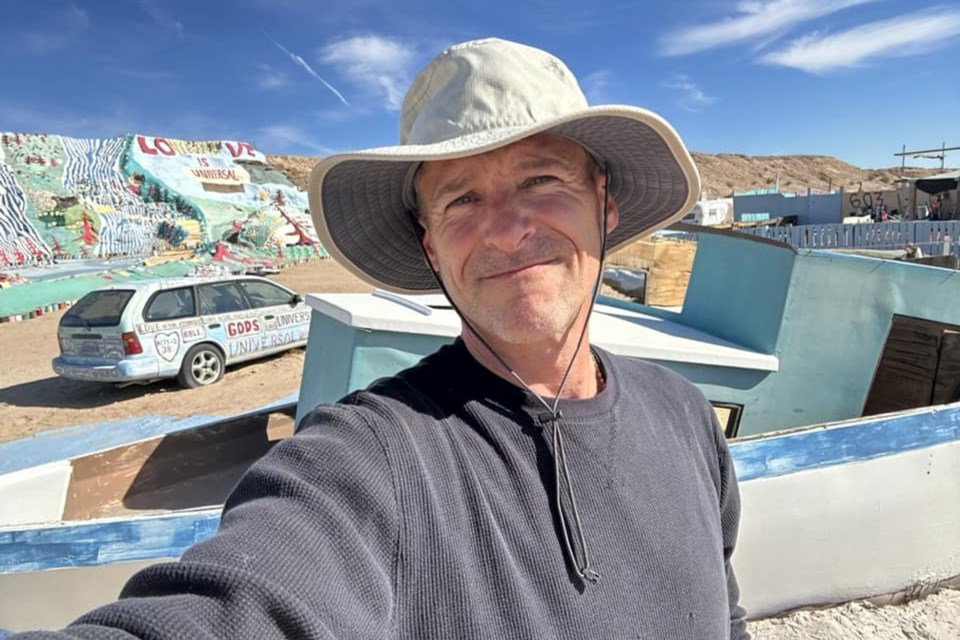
[
  {"x1": 197, "y1": 280, "x2": 257, "y2": 363},
  {"x1": 140, "y1": 285, "x2": 201, "y2": 376},
  {"x1": 238, "y1": 279, "x2": 310, "y2": 354}
]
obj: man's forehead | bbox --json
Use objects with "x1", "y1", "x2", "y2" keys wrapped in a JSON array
[{"x1": 419, "y1": 134, "x2": 588, "y2": 182}]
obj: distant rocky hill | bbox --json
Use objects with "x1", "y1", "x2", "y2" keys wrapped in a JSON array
[
  {"x1": 268, "y1": 152, "x2": 953, "y2": 198},
  {"x1": 689, "y1": 153, "x2": 951, "y2": 196}
]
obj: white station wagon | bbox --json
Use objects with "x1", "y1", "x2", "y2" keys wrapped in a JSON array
[{"x1": 52, "y1": 276, "x2": 311, "y2": 387}]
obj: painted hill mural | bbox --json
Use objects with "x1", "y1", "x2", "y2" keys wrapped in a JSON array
[
  {"x1": 0, "y1": 132, "x2": 323, "y2": 268},
  {"x1": 0, "y1": 132, "x2": 327, "y2": 320}
]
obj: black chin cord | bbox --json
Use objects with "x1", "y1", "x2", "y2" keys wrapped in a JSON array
[{"x1": 407, "y1": 163, "x2": 611, "y2": 584}]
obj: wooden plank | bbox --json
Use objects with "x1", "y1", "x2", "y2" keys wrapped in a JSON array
[
  {"x1": 933, "y1": 330, "x2": 960, "y2": 405},
  {"x1": 863, "y1": 318, "x2": 940, "y2": 416}
]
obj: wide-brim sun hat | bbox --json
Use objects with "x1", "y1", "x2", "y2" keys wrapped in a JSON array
[{"x1": 308, "y1": 37, "x2": 701, "y2": 294}]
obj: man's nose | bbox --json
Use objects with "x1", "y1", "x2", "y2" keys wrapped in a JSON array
[{"x1": 481, "y1": 189, "x2": 534, "y2": 252}]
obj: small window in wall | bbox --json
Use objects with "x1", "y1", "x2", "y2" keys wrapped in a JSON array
[
  {"x1": 863, "y1": 315, "x2": 960, "y2": 416},
  {"x1": 711, "y1": 402, "x2": 743, "y2": 439}
]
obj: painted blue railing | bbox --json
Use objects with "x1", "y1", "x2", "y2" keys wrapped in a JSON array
[{"x1": 733, "y1": 221, "x2": 960, "y2": 256}]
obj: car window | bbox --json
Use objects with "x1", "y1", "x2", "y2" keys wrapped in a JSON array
[
  {"x1": 198, "y1": 282, "x2": 249, "y2": 315},
  {"x1": 240, "y1": 280, "x2": 296, "y2": 309},
  {"x1": 144, "y1": 287, "x2": 196, "y2": 321},
  {"x1": 61, "y1": 290, "x2": 135, "y2": 327}
]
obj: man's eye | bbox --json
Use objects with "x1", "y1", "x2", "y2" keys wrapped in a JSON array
[
  {"x1": 524, "y1": 175, "x2": 557, "y2": 187},
  {"x1": 446, "y1": 194, "x2": 476, "y2": 209}
]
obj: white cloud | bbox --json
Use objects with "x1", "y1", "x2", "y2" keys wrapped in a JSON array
[
  {"x1": 662, "y1": 75, "x2": 717, "y2": 112},
  {"x1": 580, "y1": 70, "x2": 613, "y2": 104},
  {"x1": 761, "y1": 8, "x2": 960, "y2": 72},
  {"x1": 137, "y1": 0, "x2": 186, "y2": 39},
  {"x1": 319, "y1": 34, "x2": 418, "y2": 110},
  {"x1": 110, "y1": 68, "x2": 177, "y2": 83},
  {"x1": 660, "y1": 0, "x2": 877, "y2": 56},
  {"x1": 267, "y1": 36, "x2": 350, "y2": 106},
  {"x1": 256, "y1": 63, "x2": 289, "y2": 90},
  {"x1": 256, "y1": 124, "x2": 338, "y2": 156},
  {"x1": 21, "y1": 4, "x2": 90, "y2": 54}
]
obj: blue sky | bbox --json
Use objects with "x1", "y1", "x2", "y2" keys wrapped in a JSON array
[{"x1": 1, "y1": 0, "x2": 958, "y2": 169}]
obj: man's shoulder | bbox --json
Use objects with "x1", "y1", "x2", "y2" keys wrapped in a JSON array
[
  {"x1": 604, "y1": 350, "x2": 705, "y2": 399},
  {"x1": 603, "y1": 351, "x2": 719, "y2": 444}
]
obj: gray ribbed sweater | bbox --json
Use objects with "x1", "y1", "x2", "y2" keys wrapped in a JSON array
[{"x1": 16, "y1": 339, "x2": 749, "y2": 639}]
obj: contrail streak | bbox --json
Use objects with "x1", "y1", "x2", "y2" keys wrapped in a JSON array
[{"x1": 266, "y1": 35, "x2": 349, "y2": 106}]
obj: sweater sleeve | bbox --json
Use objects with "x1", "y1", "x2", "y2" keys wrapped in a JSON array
[
  {"x1": 9, "y1": 402, "x2": 399, "y2": 640},
  {"x1": 716, "y1": 427, "x2": 750, "y2": 640}
]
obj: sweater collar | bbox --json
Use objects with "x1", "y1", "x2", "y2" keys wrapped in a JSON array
[{"x1": 425, "y1": 338, "x2": 619, "y2": 423}]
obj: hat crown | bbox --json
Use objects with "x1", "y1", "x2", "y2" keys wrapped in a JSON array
[{"x1": 400, "y1": 38, "x2": 589, "y2": 145}]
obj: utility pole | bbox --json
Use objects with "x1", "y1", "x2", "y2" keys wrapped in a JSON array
[
  {"x1": 894, "y1": 142, "x2": 959, "y2": 220},
  {"x1": 895, "y1": 142, "x2": 959, "y2": 171}
]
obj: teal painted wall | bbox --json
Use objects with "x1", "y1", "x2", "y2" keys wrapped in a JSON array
[
  {"x1": 296, "y1": 312, "x2": 451, "y2": 426},
  {"x1": 739, "y1": 250, "x2": 960, "y2": 435},
  {"x1": 680, "y1": 234, "x2": 795, "y2": 354},
  {"x1": 601, "y1": 234, "x2": 960, "y2": 436},
  {"x1": 673, "y1": 236, "x2": 960, "y2": 437}
]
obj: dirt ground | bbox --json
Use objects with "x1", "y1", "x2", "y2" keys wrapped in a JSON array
[
  {"x1": 749, "y1": 588, "x2": 960, "y2": 639},
  {"x1": 0, "y1": 259, "x2": 373, "y2": 444}
]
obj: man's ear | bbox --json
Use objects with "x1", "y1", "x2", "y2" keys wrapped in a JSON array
[
  {"x1": 419, "y1": 221, "x2": 440, "y2": 271},
  {"x1": 594, "y1": 169, "x2": 619, "y2": 234},
  {"x1": 605, "y1": 196, "x2": 620, "y2": 234}
]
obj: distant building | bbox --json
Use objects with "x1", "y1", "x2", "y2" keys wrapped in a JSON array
[
  {"x1": 905, "y1": 171, "x2": 960, "y2": 220},
  {"x1": 733, "y1": 189, "x2": 842, "y2": 225},
  {"x1": 680, "y1": 196, "x2": 733, "y2": 226}
]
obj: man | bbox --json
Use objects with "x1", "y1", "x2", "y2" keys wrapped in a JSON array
[{"x1": 13, "y1": 38, "x2": 749, "y2": 639}]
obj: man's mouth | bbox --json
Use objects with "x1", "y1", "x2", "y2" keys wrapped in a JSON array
[{"x1": 482, "y1": 258, "x2": 558, "y2": 280}]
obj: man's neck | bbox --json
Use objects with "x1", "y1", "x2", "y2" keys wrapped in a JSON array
[{"x1": 460, "y1": 327, "x2": 600, "y2": 399}]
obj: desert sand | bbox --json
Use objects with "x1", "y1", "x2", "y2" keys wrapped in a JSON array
[
  {"x1": 0, "y1": 260, "x2": 372, "y2": 444},
  {"x1": 1, "y1": 258, "x2": 956, "y2": 637}
]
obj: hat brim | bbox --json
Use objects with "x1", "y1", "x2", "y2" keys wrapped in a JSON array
[{"x1": 308, "y1": 105, "x2": 701, "y2": 294}]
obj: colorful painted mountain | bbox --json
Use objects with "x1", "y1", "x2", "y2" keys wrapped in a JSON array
[{"x1": 0, "y1": 132, "x2": 323, "y2": 267}]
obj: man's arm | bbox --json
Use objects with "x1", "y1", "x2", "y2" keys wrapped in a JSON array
[
  {"x1": 716, "y1": 430, "x2": 751, "y2": 640},
  {"x1": 9, "y1": 403, "x2": 398, "y2": 639}
]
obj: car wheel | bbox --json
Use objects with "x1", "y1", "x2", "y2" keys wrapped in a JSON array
[{"x1": 177, "y1": 344, "x2": 224, "y2": 388}]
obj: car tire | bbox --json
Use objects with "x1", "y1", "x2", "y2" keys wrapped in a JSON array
[{"x1": 177, "y1": 344, "x2": 225, "y2": 388}]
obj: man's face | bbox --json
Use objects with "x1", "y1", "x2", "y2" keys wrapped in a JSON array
[{"x1": 416, "y1": 134, "x2": 618, "y2": 346}]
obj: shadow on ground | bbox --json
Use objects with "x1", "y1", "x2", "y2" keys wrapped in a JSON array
[
  {"x1": 0, "y1": 353, "x2": 296, "y2": 411},
  {"x1": 0, "y1": 376, "x2": 182, "y2": 410}
]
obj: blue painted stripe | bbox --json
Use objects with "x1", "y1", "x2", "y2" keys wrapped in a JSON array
[
  {"x1": 0, "y1": 393, "x2": 297, "y2": 475},
  {"x1": 730, "y1": 404, "x2": 960, "y2": 481},
  {"x1": 0, "y1": 509, "x2": 222, "y2": 574}
]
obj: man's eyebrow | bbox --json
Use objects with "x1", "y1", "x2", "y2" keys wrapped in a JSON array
[
  {"x1": 514, "y1": 156, "x2": 573, "y2": 172},
  {"x1": 428, "y1": 173, "x2": 471, "y2": 204}
]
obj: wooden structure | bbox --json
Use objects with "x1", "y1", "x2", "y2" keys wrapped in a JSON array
[
  {"x1": 606, "y1": 235, "x2": 696, "y2": 307},
  {"x1": 864, "y1": 316, "x2": 960, "y2": 415}
]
